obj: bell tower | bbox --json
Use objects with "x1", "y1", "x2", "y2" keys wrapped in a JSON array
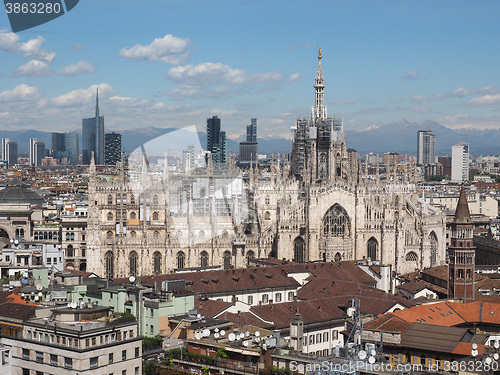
[{"x1": 448, "y1": 186, "x2": 475, "y2": 303}]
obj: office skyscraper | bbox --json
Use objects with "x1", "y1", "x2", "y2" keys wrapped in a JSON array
[
  {"x1": 105, "y1": 132, "x2": 122, "y2": 165},
  {"x1": 29, "y1": 138, "x2": 46, "y2": 167},
  {"x1": 451, "y1": 143, "x2": 469, "y2": 182},
  {"x1": 52, "y1": 131, "x2": 79, "y2": 165},
  {"x1": 417, "y1": 130, "x2": 436, "y2": 166},
  {"x1": 1, "y1": 138, "x2": 9, "y2": 161},
  {"x1": 82, "y1": 89, "x2": 105, "y2": 165},
  {"x1": 247, "y1": 118, "x2": 257, "y2": 142},
  {"x1": 6, "y1": 141, "x2": 18, "y2": 167},
  {"x1": 206, "y1": 115, "x2": 226, "y2": 165},
  {"x1": 239, "y1": 118, "x2": 258, "y2": 166}
]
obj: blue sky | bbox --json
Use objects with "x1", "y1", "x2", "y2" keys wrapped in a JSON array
[{"x1": 0, "y1": 0, "x2": 499, "y2": 139}]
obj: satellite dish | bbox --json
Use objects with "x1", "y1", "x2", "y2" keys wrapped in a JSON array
[
  {"x1": 239, "y1": 334, "x2": 245, "y2": 340},
  {"x1": 36, "y1": 284, "x2": 43, "y2": 291},
  {"x1": 358, "y1": 350, "x2": 367, "y2": 360},
  {"x1": 34, "y1": 296, "x2": 39, "y2": 301},
  {"x1": 129, "y1": 276, "x2": 136, "y2": 283},
  {"x1": 255, "y1": 337, "x2": 260, "y2": 342},
  {"x1": 494, "y1": 353, "x2": 499, "y2": 360},
  {"x1": 473, "y1": 343, "x2": 478, "y2": 350},
  {"x1": 368, "y1": 356, "x2": 376, "y2": 364},
  {"x1": 197, "y1": 314, "x2": 202, "y2": 319},
  {"x1": 215, "y1": 328, "x2": 219, "y2": 332},
  {"x1": 371, "y1": 349, "x2": 377, "y2": 357},
  {"x1": 243, "y1": 341, "x2": 249, "y2": 347},
  {"x1": 38, "y1": 292, "x2": 43, "y2": 296},
  {"x1": 228, "y1": 333, "x2": 236, "y2": 342},
  {"x1": 245, "y1": 331, "x2": 250, "y2": 337},
  {"x1": 472, "y1": 349, "x2": 478, "y2": 357},
  {"x1": 220, "y1": 330, "x2": 226, "y2": 336},
  {"x1": 195, "y1": 332, "x2": 202, "y2": 340},
  {"x1": 495, "y1": 341, "x2": 500, "y2": 349},
  {"x1": 255, "y1": 331, "x2": 260, "y2": 337},
  {"x1": 214, "y1": 333, "x2": 220, "y2": 339},
  {"x1": 203, "y1": 329, "x2": 210, "y2": 337},
  {"x1": 71, "y1": 302, "x2": 78, "y2": 309},
  {"x1": 485, "y1": 357, "x2": 492, "y2": 365}
]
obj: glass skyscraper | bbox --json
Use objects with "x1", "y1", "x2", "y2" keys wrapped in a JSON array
[{"x1": 82, "y1": 89, "x2": 105, "y2": 165}]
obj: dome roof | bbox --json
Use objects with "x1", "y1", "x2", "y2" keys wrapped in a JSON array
[{"x1": 0, "y1": 178, "x2": 45, "y2": 206}]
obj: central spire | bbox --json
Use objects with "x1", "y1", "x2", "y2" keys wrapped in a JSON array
[{"x1": 313, "y1": 47, "x2": 326, "y2": 121}]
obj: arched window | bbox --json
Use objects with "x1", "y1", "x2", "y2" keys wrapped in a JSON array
[
  {"x1": 153, "y1": 230, "x2": 159, "y2": 239},
  {"x1": 105, "y1": 251, "x2": 113, "y2": 280},
  {"x1": 294, "y1": 237, "x2": 305, "y2": 263},
  {"x1": 153, "y1": 252, "x2": 161, "y2": 275},
  {"x1": 107, "y1": 195, "x2": 113, "y2": 205},
  {"x1": 153, "y1": 195, "x2": 159, "y2": 205},
  {"x1": 130, "y1": 212, "x2": 136, "y2": 220},
  {"x1": 322, "y1": 204, "x2": 351, "y2": 237},
  {"x1": 246, "y1": 250, "x2": 255, "y2": 266},
  {"x1": 265, "y1": 195, "x2": 271, "y2": 205},
  {"x1": 129, "y1": 251, "x2": 138, "y2": 276},
  {"x1": 430, "y1": 232, "x2": 438, "y2": 267},
  {"x1": 406, "y1": 251, "x2": 418, "y2": 262},
  {"x1": 152, "y1": 212, "x2": 159, "y2": 221},
  {"x1": 107, "y1": 212, "x2": 113, "y2": 221},
  {"x1": 34, "y1": 231, "x2": 38, "y2": 240},
  {"x1": 264, "y1": 211, "x2": 271, "y2": 220},
  {"x1": 130, "y1": 195, "x2": 135, "y2": 205},
  {"x1": 66, "y1": 245, "x2": 74, "y2": 258},
  {"x1": 130, "y1": 231, "x2": 136, "y2": 238},
  {"x1": 200, "y1": 251, "x2": 209, "y2": 268},
  {"x1": 223, "y1": 251, "x2": 232, "y2": 269},
  {"x1": 107, "y1": 231, "x2": 113, "y2": 239},
  {"x1": 334, "y1": 252, "x2": 342, "y2": 262},
  {"x1": 177, "y1": 251, "x2": 185, "y2": 269},
  {"x1": 367, "y1": 237, "x2": 378, "y2": 261}
]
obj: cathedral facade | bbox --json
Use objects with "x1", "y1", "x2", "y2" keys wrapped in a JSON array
[{"x1": 86, "y1": 50, "x2": 446, "y2": 279}]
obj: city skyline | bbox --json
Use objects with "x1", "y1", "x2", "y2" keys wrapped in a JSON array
[{"x1": 0, "y1": 1, "x2": 499, "y2": 140}]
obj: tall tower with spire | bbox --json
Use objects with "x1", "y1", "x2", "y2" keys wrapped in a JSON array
[
  {"x1": 448, "y1": 186, "x2": 476, "y2": 303},
  {"x1": 313, "y1": 48, "x2": 326, "y2": 122},
  {"x1": 82, "y1": 88, "x2": 105, "y2": 165}
]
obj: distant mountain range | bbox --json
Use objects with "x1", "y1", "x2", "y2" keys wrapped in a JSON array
[{"x1": 2, "y1": 120, "x2": 500, "y2": 156}]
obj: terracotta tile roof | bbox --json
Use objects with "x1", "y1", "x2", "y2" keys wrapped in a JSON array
[
  {"x1": 397, "y1": 282, "x2": 428, "y2": 294},
  {"x1": 453, "y1": 342, "x2": 486, "y2": 356},
  {"x1": 7, "y1": 294, "x2": 36, "y2": 306},
  {"x1": 196, "y1": 299, "x2": 232, "y2": 318},
  {"x1": 363, "y1": 313, "x2": 412, "y2": 333},
  {"x1": 421, "y1": 265, "x2": 449, "y2": 281},
  {"x1": 115, "y1": 266, "x2": 301, "y2": 295},
  {"x1": 0, "y1": 302, "x2": 37, "y2": 321},
  {"x1": 250, "y1": 298, "x2": 348, "y2": 329}
]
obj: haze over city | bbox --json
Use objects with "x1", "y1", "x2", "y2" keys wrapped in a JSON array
[{"x1": 0, "y1": 0, "x2": 499, "y2": 140}]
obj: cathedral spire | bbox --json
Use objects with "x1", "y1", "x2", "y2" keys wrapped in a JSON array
[{"x1": 313, "y1": 47, "x2": 326, "y2": 121}]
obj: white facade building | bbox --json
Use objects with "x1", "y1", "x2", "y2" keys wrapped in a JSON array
[{"x1": 451, "y1": 143, "x2": 470, "y2": 182}]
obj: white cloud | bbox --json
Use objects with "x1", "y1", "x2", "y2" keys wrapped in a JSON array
[
  {"x1": 118, "y1": 34, "x2": 190, "y2": 65},
  {"x1": 13, "y1": 59, "x2": 95, "y2": 77},
  {"x1": 467, "y1": 94, "x2": 500, "y2": 106},
  {"x1": 401, "y1": 71, "x2": 419, "y2": 80},
  {"x1": 57, "y1": 60, "x2": 95, "y2": 76},
  {"x1": 45, "y1": 84, "x2": 113, "y2": 108},
  {"x1": 73, "y1": 43, "x2": 84, "y2": 51},
  {"x1": 167, "y1": 62, "x2": 299, "y2": 99},
  {"x1": 0, "y1": 30, "x2": 55, "y2": 62},
  {"x1": 0, "y1": 84, "x2": 41, "y2": 102},
  {"x1": 14, "y1": 60, "x2": 52, "y2": 77}
]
